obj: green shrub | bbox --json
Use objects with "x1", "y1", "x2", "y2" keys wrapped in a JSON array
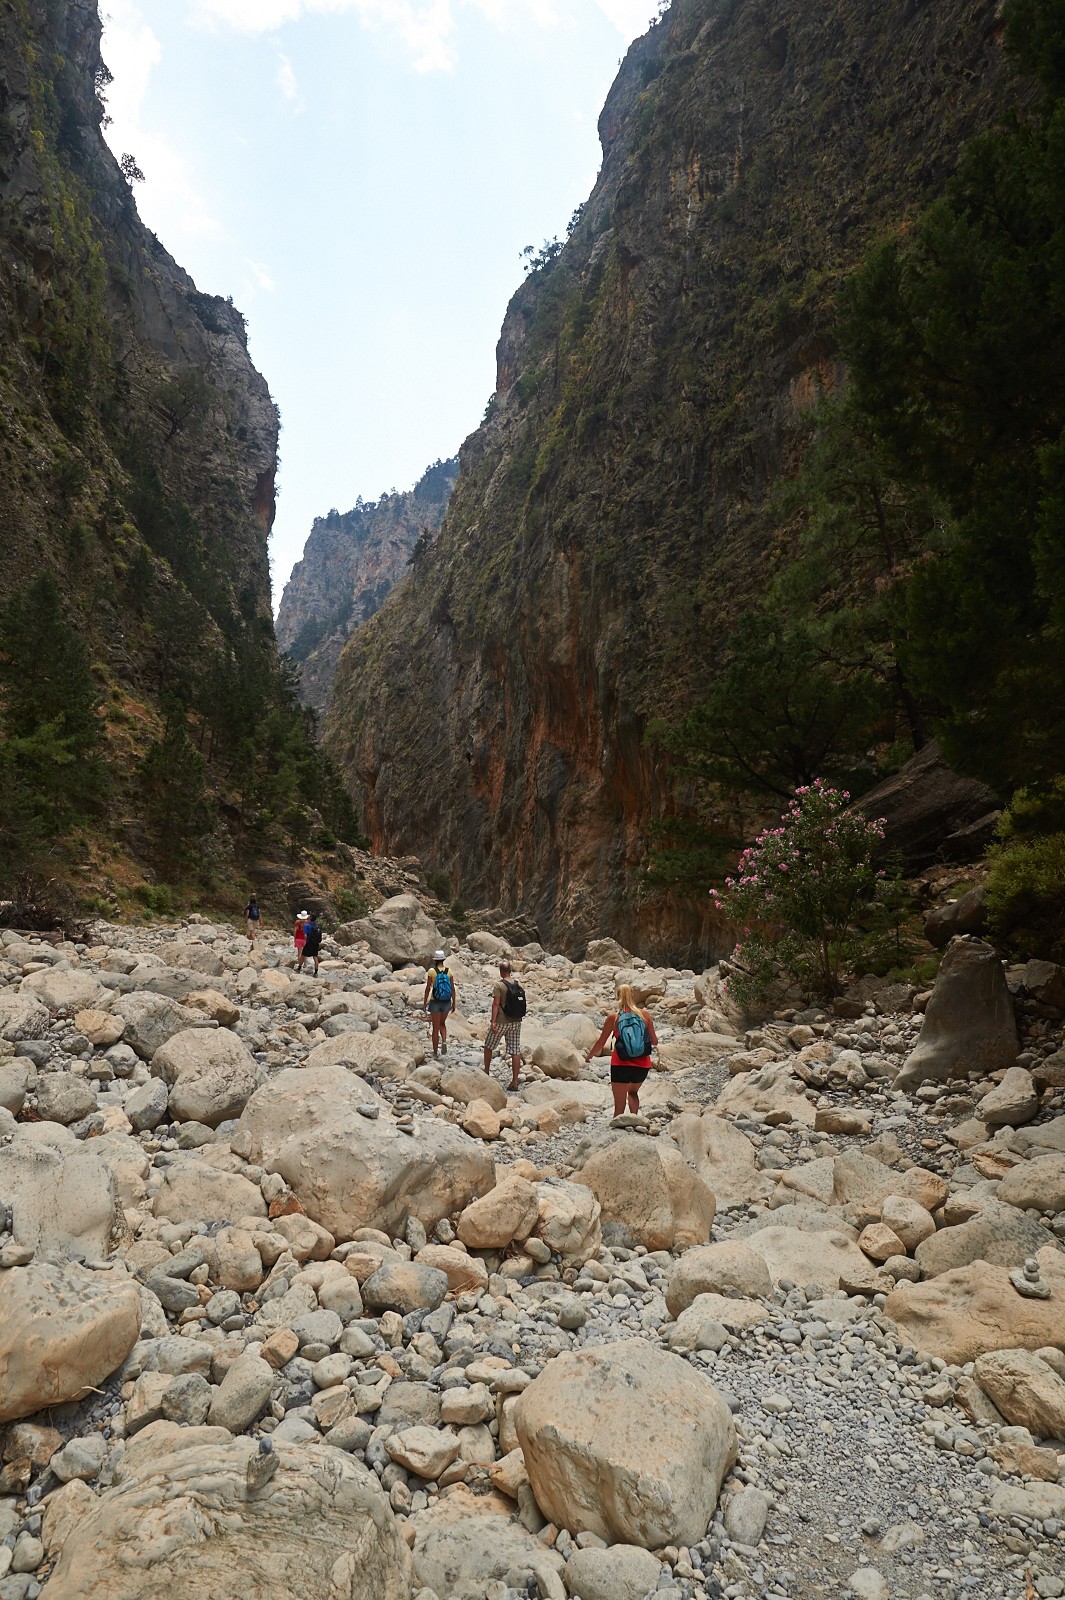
[
  {"x1": 985, "y1": 831, "x2": 1065, "y2": 961},
  {"x1": 712, "y1": 781, "x2": 887, "y2": 1002}
]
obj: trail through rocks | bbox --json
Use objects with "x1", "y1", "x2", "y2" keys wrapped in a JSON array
[{"x1": 0, "y1": 908, "x2": 1063, "y2": 1600}]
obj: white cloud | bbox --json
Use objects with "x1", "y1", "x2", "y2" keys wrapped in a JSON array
[
  {"x1": 592, "y1": 0, "x2": 659, "y2": 35},
  {"x1": 247, "y1": 259, "x2": 277, "y2": 291},
  {"x1": 189, "y1": 0, "x2": 571, "y2": 73},
  {"x1": 101, "y1": 2, "x2": 221, "y2": 240},
  {"x1": 277, "y1": 49, "x2": 303, "y2": 104}
]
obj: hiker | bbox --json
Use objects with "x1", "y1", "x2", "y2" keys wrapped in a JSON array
[
  {"x1": 585, "y1": 983, "x2": 660, "y2": 1117},
  {"x1": 422, "y1": 947, "x2": 456, "y2": 1058},
  {"x1": 244, "y1": 894, "x2": 260, "y2": 946},
  {"x1": 293, "y1": 910, "x2": 308, "y2": 968},
  {"x1": 483, "y1": 959, "x2": 526, "y2": 1091},
  {"x1": 299, "y1": 912, "x2": 323, "y2": 975}
]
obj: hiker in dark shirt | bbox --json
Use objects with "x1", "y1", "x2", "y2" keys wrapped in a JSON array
[{"x1": 299, "y1": 913, "x2": 323, "y2": 976}]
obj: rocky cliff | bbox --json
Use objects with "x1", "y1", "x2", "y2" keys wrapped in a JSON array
[
  {"x1": 324, "y1": 0, "x2": 1019, "y2": 962},
  {"x1": 0, "y1": 0, "x2": 278, "y2": 730},
  {"x1": 277, "y1": 458, "x2": 457, "y2": 714}
]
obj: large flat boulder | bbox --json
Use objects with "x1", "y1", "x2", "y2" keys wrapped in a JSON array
[
  {"x1": 896, "y1": 938, "x2": 1018, "y2": 1090},
  {"x1": 410, "y1": 1485, "x2": 563, "y2": 1598},
  {"x1": 855, "y1": 738, "x2": 999, "y2": 870},
  {"x1": 515, "y1": 1339, "x2": 737, "y2": 1547},
  {"x1": 0, "y1": 991, "x2": 50, "y2": 1042},
  {"x1": 913, "y1": 1202, "x2": 1052, "y2": 1277},
  {"x1": 0, "y1": 1125, "x2": 120, "y2": 1260},
  {"x1": 665, "y1": 1243, "x2": 773, "y2": 1317},
  {"x1": 21, "y1": 966, "x2": 104, "y2": 1013},
  {"x1": 744, "y1": 1225, "x2": 876, "y2": 1292},
  {"x1": 0, "y1": 1262, "x2": 141, "y2": 1423},
  {"x1": 578, "y1": 1134, "x2": 715, "y2": 1251},
  {"x1": 151, "y1": 1028, "x2": 261, "y2": 1127},
  {"x1": 151, "y1": 1160, "x2": 267, "y2": 1224},
  {"x1": 304, "y1": 1031, "x2": 412, "y2": 1077},
  {"x1": 42, "y1": 1426, "x2": 411, "y2": 1600},
  {"x1": 973, "y1": 1348, "x2": 1065, "y2": 1440},
  {"x1": 883, "y1": 1253, "x2": 1065, "y2": 1364},
  {"x1": 997, "y1": 1153, "x2": 1065, "y2": 1213},
  {"x1": 669, "y1": 1114, "x2": 772, "y2": 1210},
  {"x1": 334, "y1": 893, "x2": 442, "y2": 968},
  {"x1": 238, "y1": 1066, "x2": 493, "y2": 1240},
  {"x1": 115, "y1": 993, "x2": 203, "y2": 1060}
]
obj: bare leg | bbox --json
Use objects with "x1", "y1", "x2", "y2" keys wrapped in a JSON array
[
  {"x1": 611, "y1": 1083, "x2": 627, "y2": 1116},
  {"x1": 509, "y1": 1051, "x2": 521, "y2": 1090},
  {"x1": 431, "y1": 1015, "x2": 444, "y2": 1056},
  {"x1": 627, "y1": 1089, "x2": 640, "y2": 1112}
]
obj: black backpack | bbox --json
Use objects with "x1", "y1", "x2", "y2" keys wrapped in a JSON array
[{"x1": 501, "y1": 978, "x2": 527, "y2": 1019}]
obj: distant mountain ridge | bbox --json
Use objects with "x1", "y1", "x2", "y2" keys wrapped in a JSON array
[{"x1": 276, "y1": 457, "x2": 457, "y2": 713}]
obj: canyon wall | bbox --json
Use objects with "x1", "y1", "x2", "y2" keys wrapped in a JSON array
[
  {"x1": 277, "y1": 458, "x2": 457, "y2": 714},
  {"x1": 324, "y1": 0, "x2": 1018, "y2": 961}
]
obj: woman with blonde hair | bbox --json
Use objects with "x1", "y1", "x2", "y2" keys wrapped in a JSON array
[{"x1": 585, "y1": 983, "x2": 660, "y2": 1117}]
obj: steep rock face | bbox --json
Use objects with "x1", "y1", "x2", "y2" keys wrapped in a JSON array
[
  {"x1": 0, "y1": 1, "x2": 277, "y2": 698},
  {"x1": 277, "y1": 459, "x2": 457, "y2": 714},
  {"x1": 325, "y1": 0, "x2": 1017, "y2": 961}
]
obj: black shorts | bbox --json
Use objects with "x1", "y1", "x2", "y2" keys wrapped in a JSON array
[{"x1": 610, "y1": 1061, "x2": 650, "y2": 1085}]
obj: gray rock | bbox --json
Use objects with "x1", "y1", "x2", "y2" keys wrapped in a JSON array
[
  {"x1": 896, "y1": 938, "x2": 1018, "y2": 1089},
  {"x1": 35, "y1": 1071, "x2": 96, "y2": 1125},
  {"x1": 206, "y1": 1350, "x2": 275, "y2": 1432},
  {"x1": 124, "y1": 1077, "x2": 170, "y2": 1132},
  {"x1": 723, "y1": 1484, "x2": 770, "y2": 1546},
  {"x1": 50, "y1": 1432, "x2": 108, "y2": 1483}
]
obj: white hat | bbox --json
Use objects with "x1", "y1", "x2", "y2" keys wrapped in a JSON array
[
  {"x1": 298, "y1": 911, "x2": 309, "y2": 919},
  {"x1": 433, "y1": 949, "x2": 446, "y2": 962}
]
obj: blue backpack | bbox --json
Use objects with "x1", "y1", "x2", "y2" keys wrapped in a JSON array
[
  {"x1": 615, "y1": 1009, "x2": 649, "y2": 1060},
  {"x1": 432, "y1": 969, "x2": 453, "y2": 1003}
]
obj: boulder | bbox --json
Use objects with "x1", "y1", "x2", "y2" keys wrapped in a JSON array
[
  {"x1": 163, "y1": 942, "x2": 225, "y2": 977},
  {"x1": 151, "y1": 1028, "x2": 261, "y2": 1127},
  {"x1": 410, "y1": 1485, "x2": 564, "y2": 1597},
  {"x1": 657, "y1": 1033, "x2": 739, "y2": 1073},
  {"x1": 535, "y1": 1178, "x2": 601, "y2": 1263},
  {"x1": 578, "y1": 1134, "x2": 716, "y2": 1251},
  {"x1": 923, "y1": 888, "x2": 988, "y2": 949},
  {"x1": 880, "y1": 1196, "x2": 936, "y2": 1253},
  {"x1": 185, "y1": 990, "x2": 241, "y2": 1027},
  {"x1": 152, "y1": 1160, "x2": 267, "y2": 1224},
  {"x1": 744, "y1": 1226, "x2": 876, "y2": 1292},
  {"x1": 42, "y1": 1427, "x2": 411, "y2": 1600},
  {"x1": 665, "y1": 1243, "x2": 772, "y2": 1317},
  {"x1": 716, "y1": 1061, "x2": 815, "y2": 1125},
  {"x1": 21, "y1": 967, "x2": 103, "y2": 1013},
  {"x1": 563, "y1": 1545, "x2": 663, "y2": 1600},
  {"x1": 303, "y1": 1031, "x2": 412, "y2": 1077},
  {"x1": 206, "y1": 1351, "x2": 275, "y2": 1433},
  {"x1": 831, "y1": 1149, "x2": 901, "y2": 1211},
  {"x1": 997, "y1": 1153, "x2": 1065, "y2": 1213},
  {"x1": 116, "y1": 993, "x2": 203, "y2": 1060},
  {"x1": 669, "y1": 1113, "x2": 771, "y2": 1209},
  {"x1": 462, "y1": 1098, "x2": 501, "y2": 1139},
  {"x1": 895, "y1": 938, "x2": 1018, "y2": 1090},
  {"x1": 334, "y1": 893, "x2": 442, "y2": 968},
  {"x1": 36, "y1": 1071, "x2": 97, "y2": 1125},
  {"x1": 362, "y1": 1260, "x2": 448, "y2": 1315},
  {"x1": 584, "y1": 938, "x2": 633, "y2": 966},
  {"x1": 854, "y1": 738, "x2": 999, "y2": 870},
  {"x1": 979, "y1": 1066, "x2": 1039, "y2": 1127},
  {"x1": 515, "y1": 1339, "x2": 737, "y2": 1547},
  {"x1": 883, "y1": 1253, "x2": 1065, "y2": 1363},
  {"x1": 0, "y1": 1057, "x2": 30, "y2": 1115},
  {"x1": 0, "y1": 991, "x2": 50, "y2": 1042},
  {"x1": 414, "y1": 1243, "x2": 489, "y2": 1294},
  {"x1": 238, "y1": 1066, "x2": 493, "y2": 1240},
  {"x1": 913, "y1": 1202, "x2": 1051, "y2": 1277},
  {"x1": 529, "y1": 1036, "x2": 583, "y2": 1080},
  {"x1": 440, "y1": 1065, "x2": 507, "y2": 1112},
  {"x1": 0, "y1": 1262, "x2": 141, "y2": 1423},
  {"x1": 0, "y1": 1126, "x2": 120, "y2": 1259},
  {"x1": 124, "y1": 1078, "x2": 170, "y2": 1133},
  {"x1": 973, "y1": 1348, "x2": 1065, "y2": 1440},
  {"x1": 457, "y1": 1173, "x2": 541, "y2": 1249},
  {"x1": 73, "y1": 1008, "x2": 125, "y2": 1047}
]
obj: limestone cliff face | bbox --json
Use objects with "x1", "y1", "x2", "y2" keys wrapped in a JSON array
[
  {"x1": 0, "y1": 0, "x2": 278, "y2": 682},
  {"x1": 277, "y1": 459, "x2": 456, "y2": 714},
  {"x1": 327, "y1": 0, "x2": 1018, "y2": 962}
]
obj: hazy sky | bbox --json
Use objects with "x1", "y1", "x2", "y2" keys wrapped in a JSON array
[{"x1": 100, "y1": 1, "x2": 661, "y2": 605}]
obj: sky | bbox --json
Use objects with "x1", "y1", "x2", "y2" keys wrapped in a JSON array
[{"x1": 99, "y1": 0, "x2": 662, "y2": 606}]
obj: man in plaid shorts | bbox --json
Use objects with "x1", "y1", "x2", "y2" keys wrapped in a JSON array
[{"x1": 483, "y1": 960, "x2": 525, "y2": 1091}]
